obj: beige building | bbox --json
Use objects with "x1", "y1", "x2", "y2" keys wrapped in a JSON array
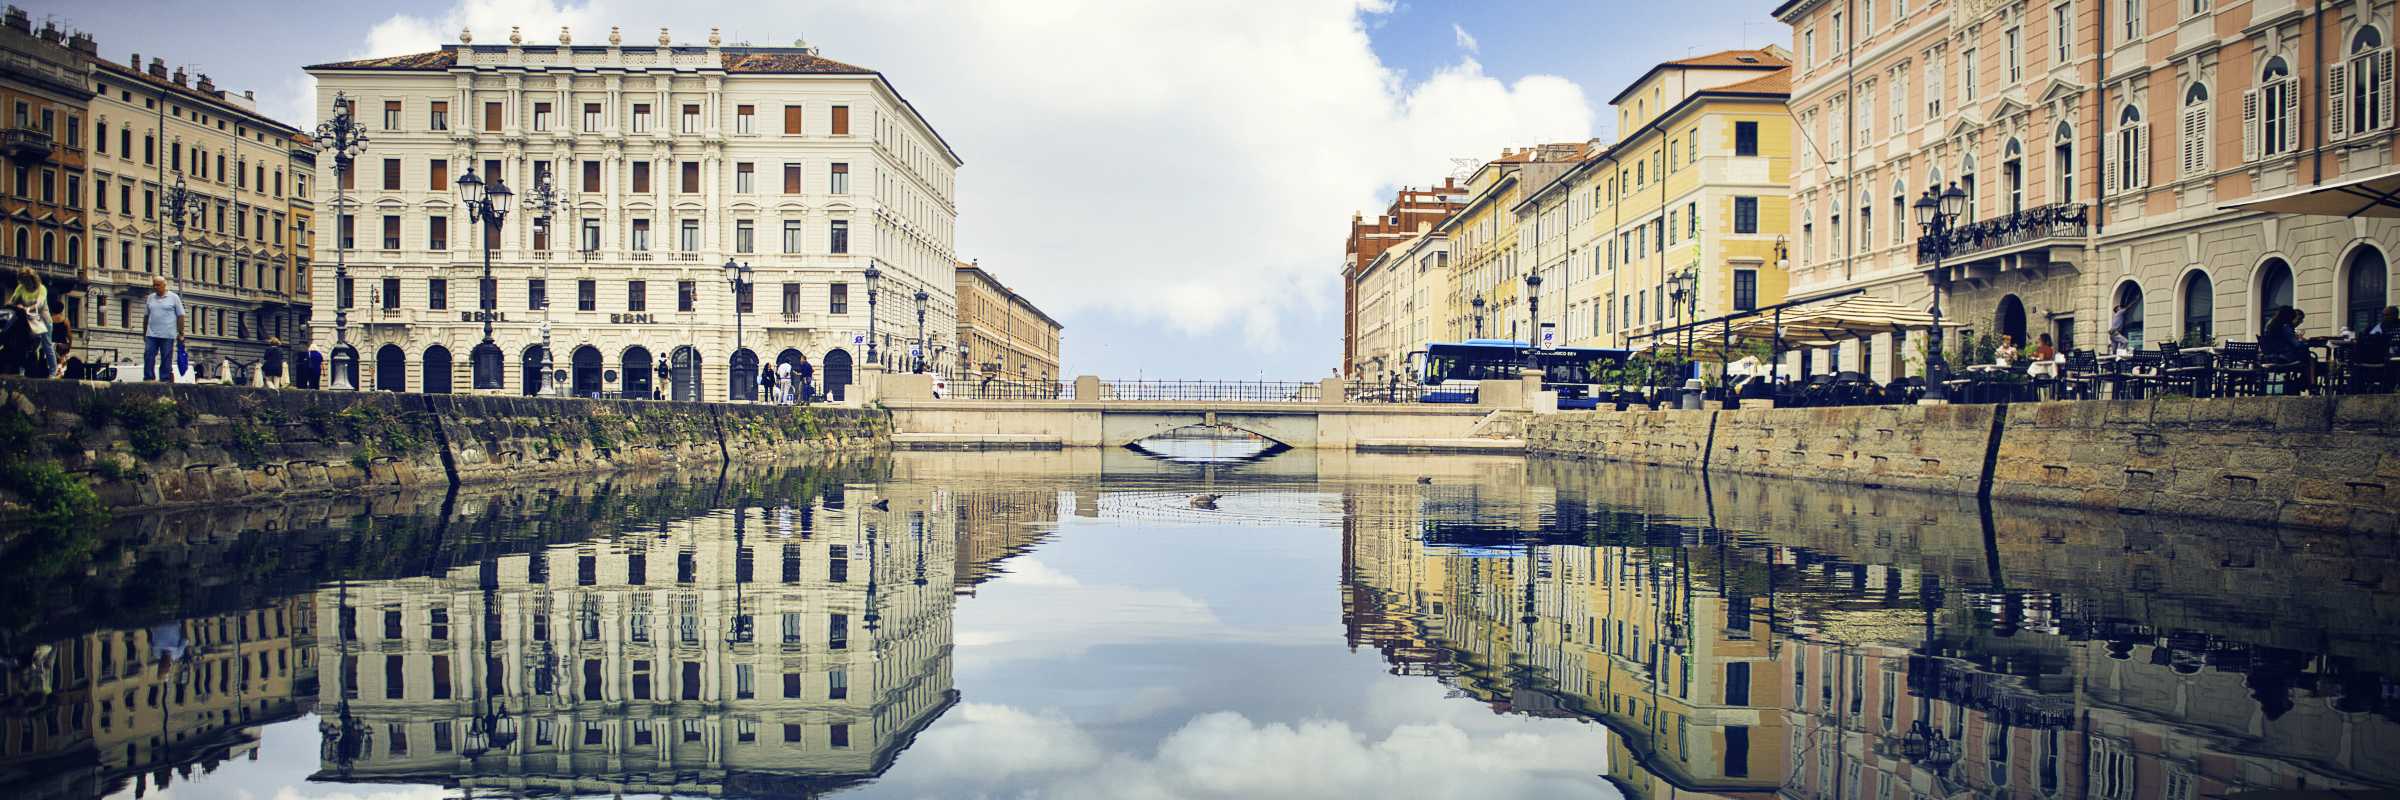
[
  {"x1": 1774, "y1": 0, "x2": 2396, "y2": 379},
  {"x1": 953, "y1": 259, "x2": 1061, "y2": 385},
  {"x1": 310, "y1": 481, "x2": 957, "y2": 793},
  {"x1": 1443, "y1": 145, "x2": 1587, "y2": 342},
  {"x1": 306, "y1": 28, "x2": 961, "y2": 402},
  {"x1": 80, "y1": 44, "x2": 316, "y2": 378}
]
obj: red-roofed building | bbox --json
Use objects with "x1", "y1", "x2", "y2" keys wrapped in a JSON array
[{"x1": 1343, "y1": 178, "x2": 1468, "y2": 377}]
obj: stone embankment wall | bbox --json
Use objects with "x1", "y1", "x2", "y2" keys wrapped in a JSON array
[
  {"x1": 1527, "y1": 394, "x2": 2400, "y2": 533},
  {"x1": 0, "y1": 377, "x2": 886, "y2": 515}
]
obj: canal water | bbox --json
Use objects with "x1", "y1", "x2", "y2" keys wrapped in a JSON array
[{"x1": 1, "y1": 438, "x2": 2394, "y2": 798}]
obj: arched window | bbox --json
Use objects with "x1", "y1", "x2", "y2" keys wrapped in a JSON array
[
  {"x1": 1891, "y1": 178, "x2": 1909, "y2": 246},
  {"x1": 2181, "y1": 83, "x2": 2212, "y2": 176},
  {"x1": 2342, "y1": 26, "x2": 2391, "y2": 137},
  {"x1": 2112, "y1": 105, "x2": 2148, "y2": 192},
  {"x1": 2256, "y1": 257, "x2": 2295, "y2": 332},
  {"x1": 2116, "y1": 281, "x2": 2147, "y2": 349},
  {"x1": 1859, "y1": 189, "x2": 1875, "y2": 249},
  {"x1": 2003, "y1": 138, "x2": 2026, "y2": 214},
  {"x1": 2180, "y1": 270, "x2": 2214, "y2": 344},
  {"x1": 2258, "y1": 56, "x2": 2296, "y2": 158},
  {"x1": 1961, "y1": 155, "x2": 1980, "y2": 221},
  {"x1": 2054, "y1": 122, "x2": 2077, "y2": 203},
  {"x1": 1801, "y1": 209, "x2": 1815, "y2": 265},
  {"x1": 2346, "y1": 246, "x2": 2388, "y2": 332}
]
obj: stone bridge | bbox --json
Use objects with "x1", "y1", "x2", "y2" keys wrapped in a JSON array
[{"x1": 876, "y1": 375, "x2": 1526, "y2": 451}]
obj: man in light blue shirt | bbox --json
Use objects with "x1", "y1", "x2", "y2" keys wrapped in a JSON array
[{"x1": 142, "y1": 277, "x2": 184, "y2": 382}]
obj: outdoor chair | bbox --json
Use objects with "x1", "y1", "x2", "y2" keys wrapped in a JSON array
[
  {"x1": 2159, "y1": 343, "x2": 2215, "y2": 398},
  {"x1": 2333, "y1": 341, "x2": 2395, "y2": 394},
  {"x1": 2104, "y1": 352, "x2": 2164, "y2": 399},
  {"x1": 2058, "y1": 350, "x2": 2101, "y2": 400},
  {"x1": 2215, "y1": 342, "x2": 2267, "y2": 396}
]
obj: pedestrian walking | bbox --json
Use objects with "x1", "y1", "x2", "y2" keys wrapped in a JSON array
[
  {"x1": 758, "y1": 361, "x2": 778, "y2": 403},
  {"x1": 775, "y1": 359, "x2": 795, "y2": 404},
  {"x1": 304, "y1": 347, "x2": 325, "y2": 390},
  {"x1": 141, "y1": 277, "x2": 185, "y2": 382},
  {"x1": 261, "y1": 338, "x2": 288, "y2": 389},
  {"x1": 657, "y1": 355, "x2": 671, "y2": 400},
  {"x1": 796, "y1": 357, "x2": 816, "y2": 404},
  {"x1": 46, "y1": 295, "x2": 71, "y2": 379}
]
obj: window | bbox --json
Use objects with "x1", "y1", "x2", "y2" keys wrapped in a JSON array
[
  {"x1": 680, "y1": 161, "x2": 700, "y2": 193},
  {"x1": 632, "y1": 103, "x2": 651, "y2": 133},
  {"x1": 736, "y1": 104, "x2": 755, "y2": 133},
  {"x1": 483, "y1": 101, "x2": 503, "y2": 132},
  {"x1": 2346, "y1": 246, "x2": 2389, "y2": 332},
  {"x1": 632, "y1": 161, "x2": 651, "y2": 194},
  {"x1": 831, "y1": 105, "x2": 850, "y2": 135},
  {"x1": 783, "y1": 105, "x2": 803, "y2": 134},
  {"x1": 1963, "y1": 48, "x2": 1979, "y2": 101},
  {"x1": 782, "y1": 220, "x2": 803, "y2": 253},
  {"x1": 631, "y1": 219, "x2": 651, "y2": 251},
  {"x1": 429, "y1": 216, "x2": 448, "y2": 250},
  {"x1": 679, "y1": 280, "x2": 697, "y2": 312},
  {"x1": 578, "y1": 279, "x2": 596, "y2": 311},
  {"x1": 2004, "y1": 138, "x2": 2025, "y2": 213},
  {"x1": 1734, "y1": 121, "x2": 1759, "y2": 156},
  {"x1": 782, "y1": 283, "x2": 802, "y2": 315},
  {"x1": 381, "y1": 158, "x2": 400, "y2": 190},
  {"x1": 2181, "y1": 83, "x2": 2211, "y2": 176},
  {"x1": 381, "y1": 215, "x2": 400, "y2": 250},
  {"x1": 1925, "y1": 55, "x2": 1944, "y2": 118},
  {"x1": 830, "y1": 163, "x2": 849, "y2": 194},
  {"x1": 529, "y1": 278, "x2": 547, "y2": 310},
  {"x1": 2122, "y1": 0, "x2": 2142, "y2": 43},
  {"x1": 735, "y1": 220, "x2": 755, "y2": 253},
  {"x1": 681, "y1": 103, "x2": 700, "y2": 133},
  {"x1": 782, "y1": 163, "x2": 802, "y2": 194},
  {"x1": 381, "y1": 278, "x2": 400, "y2": 310},
  {"x1": 736, "y1": 162, "x2": 755, "y2": 193},
  {"x1": 2005, "y1": 28, "x2": 2022, "y2": 83},
  {"x1": 1806, "y1": 29, "x2": 1817, "y2": 67},
  {"x1": 580, "y1": 218, "x2": 600, "y2": 252},
  {"x1": 679, "y1": 219, "x2": 700, "y2": 252},
  {"x1": 429, "y1": 101, "x2": 447, "y2": 130},
  {"x1": 532, "y1": 101, "x2": 552, "y2": 131},
  {"x1": 2253, "y1": 57, "x2": 2297, "y2": 159},
  {"x1": 1734, "y1": 269, "x2": 1759, "y2": 311},
  {"x1": 2108, "y1": 106, "x2": 2147, "y2": 192},
  {"x1": 2054, "y1": 3, "x2": 2073, "y2": 63},
  {"x1": 580, "y1": 160, "x2": 601, "y2": 193},
  {"x1": 830, "y1": 220, "x2": 849, "y2": 254},
  {"x1": 429, "y1": 158, "x2": 448, "y2": 191},
  {"x1": 2181, "y1": 269, "x2": 2215, "y2": 342},
  {"x1": 628, "y1": 280, "x2": 647, "y2": 311},
  {"x1": 2053, "y1": 123, "x2": 2076, "y2": 202},
  {"x1": 430, "y1": 279, "x2": 448, "y2": 310},
  {"x1": 1891, "y1": 73, "x2": 1908, "y2": 130},
  {"x1": 382, "y1": 100, "x2": 401, "y2": 130},
  {"x1": 583, "y1": 102, "x2": 601, "y2": 131},
  {"x1": 2336, "y1": 28, "x2": 2394, "y2": 139},
  {"x1": 831, "y1": 283, "x2": 849, "y2": 315}
]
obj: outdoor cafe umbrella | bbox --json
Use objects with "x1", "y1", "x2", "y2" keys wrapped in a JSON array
[{"x1": 1730, "y1": 293, "x2": 1949, "y2": 345}]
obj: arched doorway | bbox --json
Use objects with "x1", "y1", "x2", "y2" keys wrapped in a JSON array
[
  {"x1": 572, "y1": 345, "x2": 603, "y2": 398},
  {"x1": 2180, "y1": 270, "x2": 2215, "y2": 344},
  {"x1": 375, "y1": 344, "x2": 407, "y2": 393},
  {"x1": 2114, "y1": 281, "x2": 2146, "y2": 350},
  {"x1": 471, "y1": 341, "x2": 504, "y2": 390},
  {"x1": 823, "y1": 348, "x2": 854, "y2": 401},
  {"x1": 2256, "y1": 258, "x2": 2294, "y2": 334},
  {"x1": 1995, "y1": 295, "x2": 2028, "y2": 348},
  {"x1": 2345, "y1": 246, "x2": 2388, "y2": 332},
  {"x1": 622, "y1": 346, "x2": 654, "y2": 399},
  {"x1": 423, "y1": 345, "x2": 454, "y2": 394},
  {"x1": 521, "y1": 345, "x2": 549, "y2": 396},
  {"x1": 670, "y1": 345, "x2": 702, "y2": 402},
  {"x1": 730, "y1": 349, "x2": 760, "y2": 401}
]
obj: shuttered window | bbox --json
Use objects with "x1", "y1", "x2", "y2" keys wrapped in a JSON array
[
  {"x1": 782, "y1": 163, "x2": 802, "y2": 194},
  {"x1": 382, "y1": 158, "x2": 400, "y2": 190},
  {"x1": 632, "y1": 162, "x2": 651, "y2": 194},
  {"x1": 783, "y1": 105, "x2": 803, "y2": 134},
  {"x1": 430, "y1": 159, "x2": 448, "y2": 191},
  {"x1": 831, "y1": 105, "x2": 849, "y2": 135},
  {"x1": 483, "y1": 101, "x2": 502, "y2": 132},
  {"x1": 680, "y1": 161, "x2": 700, "y2": 193},
  {"x1": 582, "y1": 160, "x2": 601, "y2": 193}
]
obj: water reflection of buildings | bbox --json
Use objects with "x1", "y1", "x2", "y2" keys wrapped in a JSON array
[
  {"x1": 310, "y1": 482, "x2": 960, "y2": 797},
  {"x1": 1341, "y1": 475, "x2": 2400, "y2": 800},
  {"x1": 0, "y1": 597, "x2": 317, "y2": 799}
]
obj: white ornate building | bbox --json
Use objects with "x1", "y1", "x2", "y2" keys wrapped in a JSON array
[{"x1": 305, "y1": 27, "x2": 961, "y2": 401}]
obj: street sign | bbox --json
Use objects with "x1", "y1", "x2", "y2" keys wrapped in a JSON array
[{"x1": 852, "y1": 334, "x2": 865, "y2": 344}]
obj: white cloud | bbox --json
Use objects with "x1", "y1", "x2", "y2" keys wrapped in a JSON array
[
  {"x1": 1453, "y1": 23, "x2": 1480, "y2": 54},
  {"x1": 336, "y1": 0, "x2": 1594, "y2": 363}
]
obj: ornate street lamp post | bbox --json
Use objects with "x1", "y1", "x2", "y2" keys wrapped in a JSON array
[
  {"x1": 525, "y1": 178, "x2": 564, "y2": 395},
  {"x1": 724, "y1": 258, "x2": 753, "y2": 400},
  {"x1": 162, "y1": 170, "x2": 204, "y2": 280},
  {"x1": 1913, "y1": 183, "x2": 1967, "y2": 402},
  {"x1": 1471, "y1": 294, "x2": 1486, "y2": 338},
  {"x1": 1523, "y1": 272, "x2": 1543, "y2": 369},
  {"x1": 456, "y1": 167, "x2": 514, "y2": 390},
  {"x1": 863, "y1": 265, "x2": 883, "y2": 367},
  {"x1": 313, "y1": 92, "x2": 369, "y2": 390},
  {"x1": 913, "y1": 288, "x2": 929, "y2": 374}
]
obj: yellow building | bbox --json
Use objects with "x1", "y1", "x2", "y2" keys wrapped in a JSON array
[
  {"x1": 954, "y1": 260, "x2": 1063, "y2": 386},
  {"x1": 1539, "y1": 49, "x2": 1797, "y2": 351},
  {"x1": 1442, "y1": 144, "x2": 1585, "y2": 342}
]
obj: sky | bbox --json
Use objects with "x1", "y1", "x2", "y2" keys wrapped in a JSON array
[{"x1": 27, "y1": 0, "x2": 1785, "y2": 379}]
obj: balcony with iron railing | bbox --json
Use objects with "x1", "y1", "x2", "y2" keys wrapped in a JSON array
[
  {"x1": 3, "y1": 126, "x2": 53, "y2": 163},
  {"x1": 1916, "y1": 202, "x2": 2090, "y2": 266}
]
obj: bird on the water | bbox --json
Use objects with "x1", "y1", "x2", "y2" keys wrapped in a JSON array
[{"x1": 1190, "y1": 493, "x2": 1222, "y2": 510}]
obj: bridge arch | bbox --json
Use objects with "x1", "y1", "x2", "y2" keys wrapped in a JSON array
[{"x1": 1100, "y1": 411, "x2": 1319, "y2": 450}]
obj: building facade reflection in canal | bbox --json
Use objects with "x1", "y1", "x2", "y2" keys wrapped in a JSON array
[
  {"x1": 1341, "y1": 463, "x2": 2400, "y2": 799},
  {"x1": 311, "y1": 479, "x2": 960, "y2": 796}
]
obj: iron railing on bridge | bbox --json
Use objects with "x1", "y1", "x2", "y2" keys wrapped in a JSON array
[
  {"x1": 946, "y1": 378, "x2": 1433, "y2": 403},
  {"x1": 955, "y1": 376, "x2": 1072, "y2": 400}
]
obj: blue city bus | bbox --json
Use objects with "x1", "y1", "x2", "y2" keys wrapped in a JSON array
[{"x1": 1410, "y1": 340, "x2": 1633, "y2": 409}]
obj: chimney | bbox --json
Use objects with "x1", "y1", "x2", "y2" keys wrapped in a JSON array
[
  {"x1": 243, "y1": 89, "x2": 253, "y2": 100},
  {"x1": 67, "y1": 32, "x2": 94, "y2": 56},
  {"x1": 147, "y1": 57, "x2": 166, "y2": 79},
  {"x1": 196, "y1": 73, "x2": 214, "y2": 93},
  {"x1": 171, "y1": 66, "x2": 186, "y2": 86},
  {"x1": 3, "y1": 7, "x2": 29, "y2": 35},
  {"x1": 38, "y1": 20, "x2": 60, "y2": 43}
]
